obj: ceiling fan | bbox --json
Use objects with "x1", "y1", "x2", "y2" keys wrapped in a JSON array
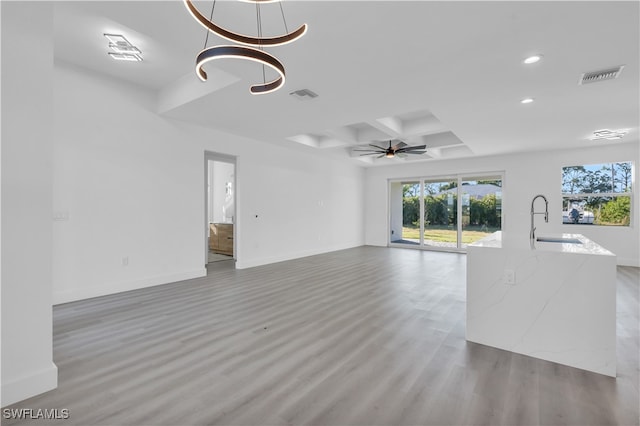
[{"x1": 353, "y1": 139, "x2": 427, "y2": 158}]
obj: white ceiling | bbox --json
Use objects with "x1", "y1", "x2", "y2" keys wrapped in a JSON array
[{"x1": 54, "y1": 1, "x2": 640, "y2": 166}]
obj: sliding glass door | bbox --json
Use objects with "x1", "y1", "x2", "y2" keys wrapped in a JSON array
[
  {"x1": 390, "y1": 181, "x2": 421, "y2": 246},
  {"x1": 460, "y1": 177, "x2": 502, "y2": 247},
  {"x1": 389, "y1": 174, "x2": 503, "y2": 251},
  {"x1": 423, "y1": 180, "x2": 458, "y2": 248}
]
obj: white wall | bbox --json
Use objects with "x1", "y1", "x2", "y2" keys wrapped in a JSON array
[
  {"x1": 52, "y1": 61, "x2": 365, "y2": 304},
  {"x1": 236, "y1": 151, "x2": 364, "y2": 268},
  {"x1": 1, "y1": 2, "x2": 58, "y2": 406},
  {"x1": 364, "y1": 142, "x2": 640, "y2": 267},
  {"x1": 52, "y1": 63, "x2": 206, "y2": 303}
]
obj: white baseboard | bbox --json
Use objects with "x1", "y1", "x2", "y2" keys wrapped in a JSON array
[
  {"x1": 617, "y1": 257, "x2": 639, "y2": 268},
  {"x1": 53, "y1": 269, "x2": 207, "y2": 305},
  {"x1": 1, "y1": 362, "x2": 58, "y2": 407},
  {"x1": 235, "y1": 243, "x2": 363, "y2": 269}
]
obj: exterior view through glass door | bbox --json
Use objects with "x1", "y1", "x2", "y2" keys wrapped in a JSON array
[
  {"x1": 390, "y1": 181, "x2": 421, "y2": 246},
  {"x1": 423, "y1": 179, "x2": 458, "y2": 248},
  {"x1": 389, "y1": 174, "x2": 502, "y2": 250},
  {"x1": 460, "y1": 177, "x2": 502, "y2": 247}
]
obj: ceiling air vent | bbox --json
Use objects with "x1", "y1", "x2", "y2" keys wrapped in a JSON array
[
  {"x1": 579, "y1": 65, "x2": 624, "y2": 85},
  {"x1": 289, "y1": 89, "x2": 318, "y2": 101}
]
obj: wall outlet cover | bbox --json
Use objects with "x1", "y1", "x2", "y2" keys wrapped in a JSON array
[{"x1": 503, "y1": 269, "x2": 516, "y2": 285}]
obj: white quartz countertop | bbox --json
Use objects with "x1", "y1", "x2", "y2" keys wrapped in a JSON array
[{"x1": 468, "y1": 231, "x2": 615, "y2": 256}]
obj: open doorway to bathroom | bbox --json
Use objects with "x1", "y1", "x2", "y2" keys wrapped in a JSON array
[{"x1": 205, "y1": 152, "x2": 236, "y2": 264}]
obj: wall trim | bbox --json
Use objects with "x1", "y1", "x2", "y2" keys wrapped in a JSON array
[
  {"x1": 1, "y1": 362, "x2": 58, "y2": 407},
  {"x1": 235, "y1": 243, "x2": 363, "y2": 269},
  {"x1": 53, "y1": 268, "x2": 207, "y2": 305}
]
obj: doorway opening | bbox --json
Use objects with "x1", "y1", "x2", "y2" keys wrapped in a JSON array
[{"x1": 205, "y1": 152, "x2": 236, "y2": 264}]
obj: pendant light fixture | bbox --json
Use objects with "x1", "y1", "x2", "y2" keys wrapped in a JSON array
[
  {"x1": 184, "y1": 0, "x2": 307, "y2": 95},
  {"x1": 196, "y1": 45, "x2": 285, "y2": 94}
]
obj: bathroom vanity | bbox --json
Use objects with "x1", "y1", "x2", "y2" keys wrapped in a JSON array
[
  {"x1": 466, "y1": 231, "x2": 617, "y2": 377},
  {"x1": 209, "y1": 223, "x2": 234, "y2": 256}
]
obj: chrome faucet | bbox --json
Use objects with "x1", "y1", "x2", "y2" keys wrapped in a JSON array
[{"x1": 530, "y1": 194, "x2": 549, "y2": 248}]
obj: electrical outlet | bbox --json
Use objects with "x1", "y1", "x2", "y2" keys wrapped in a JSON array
[
  {"x1": 122, "y1": 256, "x2": 129, "y2": 267},
  {"x1": 503, "y1": 269, "x2": 515, "y2": 285},
  {"x1": 53, "y1": 211, "x2": 69, "y2": 221}
]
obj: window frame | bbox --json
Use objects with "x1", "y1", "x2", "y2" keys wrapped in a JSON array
[{"x1": 561, "y1": 161, "x2": 634, "y2": 227}]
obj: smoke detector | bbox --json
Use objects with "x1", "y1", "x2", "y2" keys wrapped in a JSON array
[
  {"x1": 289, "y1": 89, "x2": 318, "y2": 101},
  {"x1": 590, "y1": 129, "x2": 629, "y2": 141},
  {"x1": 579, "y1": 66, "x2": 624, "y2": 85}
]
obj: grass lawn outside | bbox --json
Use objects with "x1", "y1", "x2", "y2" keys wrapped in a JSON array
[{"x1": 402, "y1": 225, "x2": 500, "y2": 244}]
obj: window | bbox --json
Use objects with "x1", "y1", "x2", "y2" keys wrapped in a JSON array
[{"x1": 561, "y1": 162, "x2": 633, "y2": 226}]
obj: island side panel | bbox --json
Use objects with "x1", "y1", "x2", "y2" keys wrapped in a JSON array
[{"x1": 466, "y1": 245, "x2": 616, "y2": 377}]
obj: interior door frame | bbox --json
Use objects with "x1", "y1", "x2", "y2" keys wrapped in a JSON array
[{"x1": 204, "y1": 151, "x2": 237, "y2": 265}]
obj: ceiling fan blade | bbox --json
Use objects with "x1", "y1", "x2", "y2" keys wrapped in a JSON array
[
  {"x1": 377, "y1": 154, "x2": 387, "y2": 158},
  {"x1": 397, "y1": 145, "x2": 427, "y2": 152},
  {"x1": 391, "y1": 140, "x2": 407, "y2": 150},
  {"x1": 369, "y1": 144, "x2": 386, "y2": 150},
  {"x1": 358, "y1": 152, "x2": 379, "y2": 156},
  {"x1": 353, "y1": 148, "x2": 382, "y2": 152}
]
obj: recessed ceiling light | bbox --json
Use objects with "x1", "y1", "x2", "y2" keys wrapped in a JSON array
[
  {"x1": 108, "y1": 52, "x2": 143, "y2": 62},
  {"x1": 520, "y1": 98, "x2": 534, "y2": 104},
  {"x1": 523, "y1": 54, "x2": 542, "y2": 64},
  {"x1": 590, "y1": 129, "x2": 628, "y2": 141}
]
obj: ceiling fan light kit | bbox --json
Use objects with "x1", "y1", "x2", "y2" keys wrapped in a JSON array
[
  {"x1": 353, "y1": 140, "x2": 428, "y2": 159},
  {"x1": 184, "y1": 0, "x2": 307, "y2": 95}
]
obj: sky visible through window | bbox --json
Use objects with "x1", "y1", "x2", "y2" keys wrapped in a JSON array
[{"x1": 562, "y1": 162, "x2": 632, "y2": 194}]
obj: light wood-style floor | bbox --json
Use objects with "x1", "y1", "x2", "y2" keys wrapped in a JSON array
[{"x1": 5, "y1": 247, "x2": 639, "y2": 426}]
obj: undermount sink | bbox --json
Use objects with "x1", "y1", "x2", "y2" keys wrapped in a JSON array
[{"x1": 536, "y1": 237, "x2": 583, "y2": 244}]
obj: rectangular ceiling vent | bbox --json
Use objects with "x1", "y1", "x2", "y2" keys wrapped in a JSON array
[
  {"x1": 579, "y1": 65, "x2": 624, "y2": 85},
  {"x1": 289, "y1": 89, "x2": 318, "y2": 101}
]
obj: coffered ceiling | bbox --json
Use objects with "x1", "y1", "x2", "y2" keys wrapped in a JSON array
[{"x1": 53, "y1": 1, "x2": 640, "y2": 165}]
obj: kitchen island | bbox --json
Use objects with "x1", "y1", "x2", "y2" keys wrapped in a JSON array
[{"x1": 466, "y1": 231, "x2": 617, "y2": 377}]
